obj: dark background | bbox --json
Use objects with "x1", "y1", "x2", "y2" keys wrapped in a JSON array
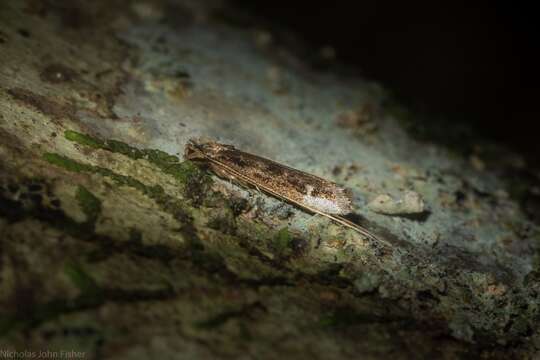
[{"x1": 233, "y1": 1, "x2": 539, "y2": 161}]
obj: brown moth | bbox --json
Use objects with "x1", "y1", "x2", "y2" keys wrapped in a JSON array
[{"x1": 185, "y1": 138, "x2": 389, "y2": 246}]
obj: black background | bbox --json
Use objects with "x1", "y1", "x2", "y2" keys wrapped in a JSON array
[{"x1": 234, "y1": 1, "x2": 539, "y2": 161}]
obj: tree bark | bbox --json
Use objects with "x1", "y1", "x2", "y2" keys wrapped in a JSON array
[{"x1": 1, "y1": 1, "x2": 538, "y2": 358}]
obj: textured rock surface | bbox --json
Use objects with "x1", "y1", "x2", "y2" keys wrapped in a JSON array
[{"x1": 1, "y1": 1, "x2": 540, "y2": 358}]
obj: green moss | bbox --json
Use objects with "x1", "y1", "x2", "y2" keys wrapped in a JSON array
[
  {"x1": 143, "y1": 148, "x2": 177, "y2": 165},
  {"x1": 62, "y1": 130, "x2": 213, "y2": 208},
  {"x1": 163, "y1": 161, "x2": 202, "y2": 183},
  {"x1": 64, "y1": 130, "x2": 105, "y2": 149},
  {"x1": 104, "y1": 139, "x2": 144, "y2": 159},
  {"x1": 45, "y1": 152, "x2": 190, "y2": 220},
  {"x1": 65, "y1": 130, "x2": 138, "y2": 158},
  {"x1": 98, "y1": 167, "x2": 150, "y2": 193},
  {"x1": 63, "y1": 130, "x2": 210, "y2": 186},
  {"x1": 43, "y1": 153, "x2": 93, "y2": 172},
  {"x1": 76, "y1": 186, "x2": 102, "y2": 225}
]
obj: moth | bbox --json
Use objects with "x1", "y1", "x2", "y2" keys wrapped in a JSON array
[{"x1": 185, "y1": 139, "x2": 389, "y2": 247}]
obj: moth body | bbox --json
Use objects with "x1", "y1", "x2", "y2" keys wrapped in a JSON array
[
  {"x1": 184, "y1": 138, "x2": 390, "y2": 247},
  {"x1": 185, "y1": 139, "x2": 352, "y2": 215}
]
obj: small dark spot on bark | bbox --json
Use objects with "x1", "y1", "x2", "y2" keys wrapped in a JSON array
[
  {"x1": 398, "y1": 210, "x2": 432, "y2": 222},
  {"x1": 174, "y1": 70, "x2": 191, "y2": 79},
  {"x1": 503, "y1": 320, "x2": 514, "y2": 333},
  {"x1": 27, "y1": 183, "x2": 43, "y2": 192},
  {"x1": 332, "y1": 165, "x2": 342, "y2": 176},
  {"x1": 416, "y1": 290, "x2": 437, "y2": 302},
  {"x1": 17, "y1": 29, "x2": 30, "y2": 38},
  {"x1": 454, "y1": 190, "x2": 467, "y2": 205},
  {"x1": 290, "y1": 237, "x2": 309, "y2": 258},
  {"x1": 50, "y1": 199, "x2": 61, "y2": 208},
  {"x1": 229, "y1": 197, "x2": 249, "y2": 216},
  {"x1": 29, "y1": 193, "x2": 43, "y2": 204},
  {"x1": 40, "y1": 63, "x2": 78, "y2": 84}
]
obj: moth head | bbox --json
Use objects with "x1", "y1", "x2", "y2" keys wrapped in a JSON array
[
  {"x1": 184, "y1": 138, "x2": 234, "y2": 161},
  {"x1": 184, "y1": 139, "x2": 206, "y2": 161}
]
